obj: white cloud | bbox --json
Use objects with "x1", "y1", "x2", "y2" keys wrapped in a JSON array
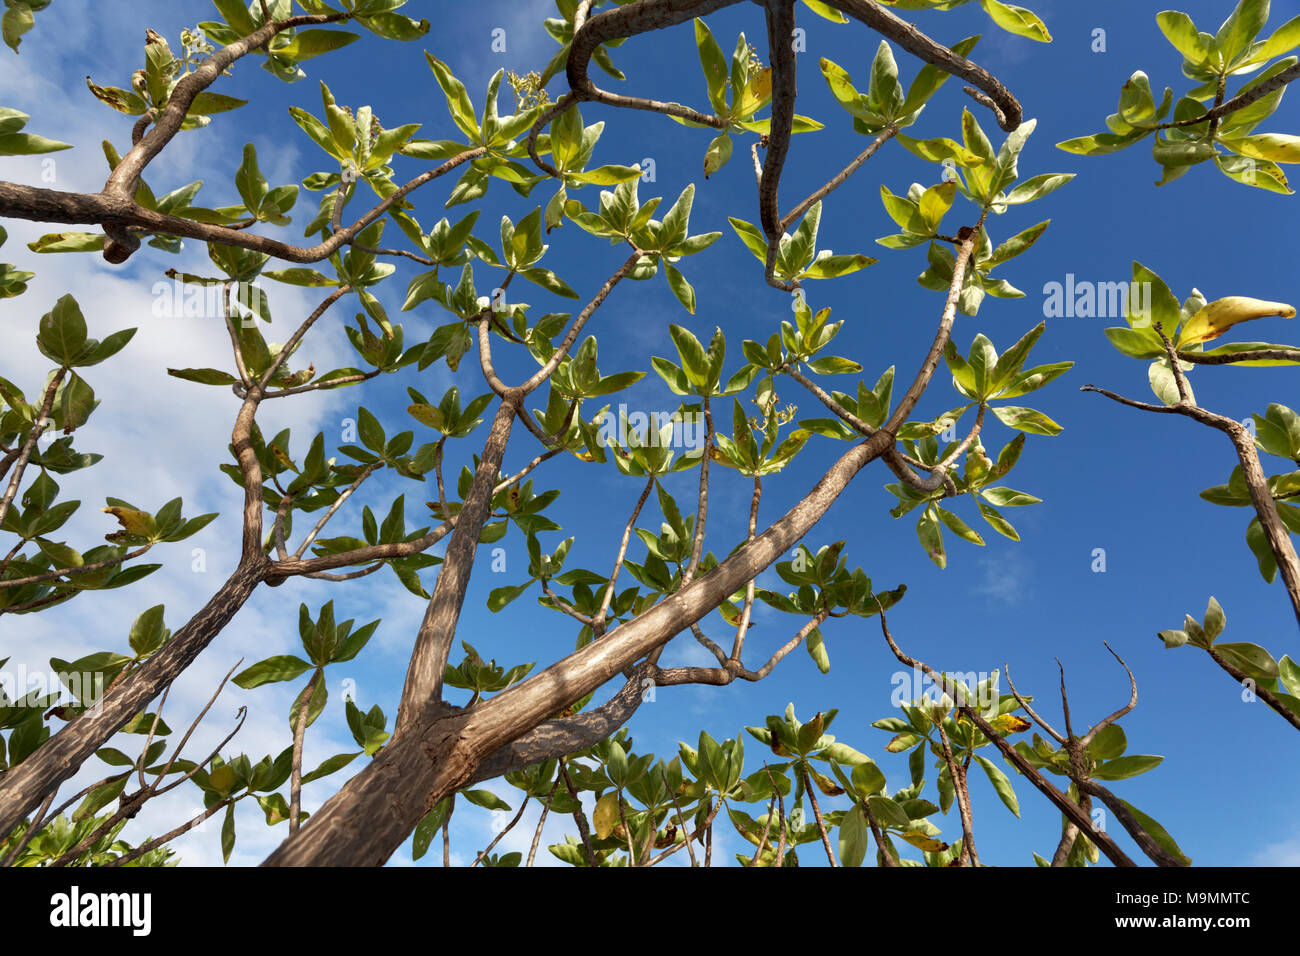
[
  {"x1": 1250, "y1": 827, "x2": 1300, "y2": 867},
  {"x1": 970, "y1": 550, "x2": 1032, "y2": 605},
  {"x1": 0, "y1": 6, "x2": 381, "y2": 866}
]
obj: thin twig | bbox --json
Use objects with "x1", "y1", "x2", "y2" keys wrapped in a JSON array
[{"x1": 473, "y1": 796, "x2": 530, "y2": 866}]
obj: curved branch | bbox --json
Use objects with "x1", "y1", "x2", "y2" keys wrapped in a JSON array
[
  {"x1": 825, "y1": 0, "x2": 1022, "y2": 130},
  {"x1": 1077, "y1": 643, "x2": 1137, "y2": 749},
  {"x1": 1177, "y1": 347, "x2": 1300, "y2": 366},
  {"x1": 566, "y1": 0, "x2": 744, "y2": 122},
  {"x1": 886, "y1": 217, "x2": 986, "y2": 432},
  {"x1": 468, "y1": 663, "x2": 655, "y2": 782},
  {"x1": 100, "y1": 11, "x2": 350, "y2": 260},
  {"x1": 758, "y1": 0, "x2": 797, "y2": 246},
  {"x1": 0, "y1": 149, "x2": 484, "y2": 266}
]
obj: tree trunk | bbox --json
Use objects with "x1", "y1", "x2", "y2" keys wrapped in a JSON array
[{"x1": 263, "y1": 432, "x2": 890, "y2": 865}]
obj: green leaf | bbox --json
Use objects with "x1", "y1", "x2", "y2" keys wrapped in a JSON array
[
  {"x1": 1004, "y1": 174, "x2": 1074, "y2": 205},
  {"x1": 805, "y1": 356, "x2": 861, "y2": 375},
  {"x1": 235, "y1": 143, "x2": 269, "y2": 215},
  {"x1": 1104, "y1": 326, "x2": 1164, "y2": 359},
  {"x1": 916, "y1": 507, "x2": 946, "y2": 569},
  {"x1": 867, "y1": 40, "x2": 904, "y2": 119},
  {"x1": 1216, "y1": 0, "x2": 1270, "y2": 65},
  {"x1": 1215, "y1": 641, "x2": 1279, "y2": 680},
  {"x1": 221, "y1": 802, "x2": 236, "y2": 863},
  {"x1": 979, "y1": 0, "x2": 1051, "y2": 42},
  {"x1": 73, "y1": 775, "x2": 128, "y2": 822},
  {"x1": 27, "y1": 232, "x2": 106, "y2": 254},
  {"x1": 695, "y1": 18, "x2": 729, "y2": 115},
  {"x1": 977, "y1": 500, "x2": 1019, "y2": 541},
  {"x1": 234, "y1": 655, "x2": 312, "y2": 689},
  {"x1": 838, "y1": 803, "x2": 868, "y2": 867},
  {"x1": 704, "y1": 130, "x2": 732, "y2": 178},
  {"x1": 1247, "y1": 517, "x2": 1278, "y2": 582},
  {"x1": 521, "y1": 267, "x2": 578, "y2": 298},
  {"x1": 0, "y1": 130, "x2": 72, "y2": 154},
  {"x1": 1147, "y1": 358, "x2": 1191, "y2": 407},
  {"x1": 426, "y1": 54, "x2": 480, "y2": 142},
  {"x1": 1203, "y1": 596, "x2": 1226, "y2": 642},
  {"x1": 37, "y1": 294, "x2": 88, "y2": 365},
  {"x1": 937, "y1": 507, "x2": 984, "y2": 546},
  {"x1": 980, "y1": 487, "x2": 1040, "y2": 507},
  {"x1": 1056, "y1": 130, "x2": 1148, "y2": 157},
  {"x1": 128, "y1": 604, "x2": 168, "y2": 657},
  {"x1": 461, "y1": 788, "x2": 512, "y2": 811},
  {"x1": 360, "y1": 12, "x2": 430, "y2": 42},
  {"x1": 487, "y1": 581, "x2": 533, "y2": 612},
  {"x1": 2, "y1": 4, "x2": 35, "y2": 52},
  {"x1": 805, "y1": 626, "x2": 830, "y2": 674},
  {"x1": 896, "y1": 133, "x2": 987, "y2": 167},
  {"x1": 1157, "y1": 10, "x2": 1213, "y2": 67},
  {"x1": 1278, "y1": 655, "x2": 1300, "y2": 697},
  {"x1": 991, "y1": 405, "x2": 1062, "y2": 435},
  {"x1": 972, "y1": 753, "x2": 1019, "y2": 816},
  {"x1": 1117, "y1": 799, "x2": 1191, "y2": 866},
  {"x1": 1092, "y1": 754, "x2": 1164, "y2": 780},
  {"x1": 669, "y1": 324, "x2": 710, "y2": 386},
  {"x1": 867, "y1": 794, "x2": 911, "y2": 828},
  {"x1": 167, "y1": 367, "x2": 240, "y2": 386},
  {"x1": 664, "y1": 262, "x2": 696, "y2": 314},
  {"x1": 801, "y1": 253, "x2": 876, "y2": 279}
]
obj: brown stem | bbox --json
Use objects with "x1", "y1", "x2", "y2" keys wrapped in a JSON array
[
  {"x1": 1083, "y1": 383, "x2": 1300, "y2": 628},
  {"x1": 860, "y1": 799, "x2": 898, "y2": 867},
  {"x1": 936, "y1": 720, "x2": 978, "y2": 866},
  {"x1": 289, "y1": 670, "x2": 322, "y2": 835},
  {"x1": 1206, "y1": 644, "x2": 1300, "y2": 732},
  {"x1": 526, "y1": 777, "x2": 561, "y2": 867},
  {"x1": 106, "y1": 797, "x2": 241, "y2": 867},
  {"x1": 800, "y1": 764, "x2": 838, "y2": 867},
  {"x1": 0, "y1": 367, "x2": 66, "y2": 531},
  {"x1": 664, "y1": 769, "x2": 699, "y2": 867},
  {"x1": 593, "y1": 477, "x2": 655, "y2": 636},
  {"x1": 0, "y1": 151, "x2": 484, "y2": 266},
  {"x1": 561, "y1": 759, "x2": 598, "y2": 867}
]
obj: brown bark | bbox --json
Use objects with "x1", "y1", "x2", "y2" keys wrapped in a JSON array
[{"x1": 262, "y1": 429, "x2": 894, "y2": 865}]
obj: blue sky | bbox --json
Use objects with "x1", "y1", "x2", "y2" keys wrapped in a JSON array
[{"x1": 3, "y1": 0, "x2": 1300, "y2": 867}]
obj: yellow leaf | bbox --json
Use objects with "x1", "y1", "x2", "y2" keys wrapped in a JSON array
[
  {"x1": 101, "y1": 506, "x2": 155, "y2": 538},
  {"x1": 810, "y1": 768, "x2": 845, "y2": 796},
  {"x1": 743, "y1": 68, "x2": 773, "y2": 113},
  {"x1": 1178, "y1": 296, "x2": 1296, "y2": 347},
  {"x1": 1220, "y1": 133, "x2": 1300, "y2": 164},
  {"x1": 270, "y1": 444, "x2": 299, "y2": 472},
  {"x1": 899, "y1": 829, "x2": 949, "y2": 853},
  {"x1": 991, "y1": 713, "x2": 1032, "y2": 735},
  {"x1": 593, "y1": 793, "x2": 620, "y2": 841}
]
